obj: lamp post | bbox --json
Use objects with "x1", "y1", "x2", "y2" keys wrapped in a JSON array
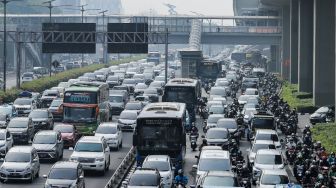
[{"x1": 99, "y1": 10, "x2": 108, "y2": 64}]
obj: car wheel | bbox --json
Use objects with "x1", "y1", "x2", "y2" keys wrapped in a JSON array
[
  {"x1": 28, "y1": 172, "x2": 34, "y2": 183},
  {"x1": 60, "y1": 151, "x2": 63, "y2": 159},
  {"x1": 35, "y1": 170, "x2": 39, "y2": 178},
  {"x1": 120, "y1": 141, "x2": 123, "y2": 148},
  {"x1": 101, "y1": 164, "x2": 106, "y2": 175},
  {"x1": 0, "y1": 179, "x2": 4, "y2": 183}
]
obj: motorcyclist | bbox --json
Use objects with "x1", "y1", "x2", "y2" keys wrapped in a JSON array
[
  {"x1": 190, "y1": 123, "x2": 199, "y2": 137},
  {"x1": 303, "y1": 133, "x2": 313, "y2": 146},
  {"x1": 319, "y1": 156, "x2": 330, "y2": 167},
  {"x1": 301, "y1": 144, "x2": 311, "y2": 159},
  {"x1": 329, "y1": 164, "x2": 336, "y2": 178},
  {"x1": 302, "y1": 170, "x2": 312, "y2": 186},
  {"x1": 293, "y1": 154, "x2": 305, "y2": 179},
  {"x1": 174, "y1": 169, "x2": 188, "y2": 187},
  {"x1": 286, "y1": 137, "x2": 296, "y2": 149},
  {"x1": 198, "y1": 139, "x2": 208, "y2": 151},
  {"x1": 328, "y1": 152, "x2": 336, "y2": 165},
  {"x1": 236, "y1": 150, "x2": 244, "y2": 162},
  {"x1": 309, "y1": 160, "x2": 319, "y2": 178},
  {"x1": 303, "y1": 124, "x2": 311, "y2": 135},
  {"x1": 230, "y1": 141, "x2": 239, "y2": 154}
]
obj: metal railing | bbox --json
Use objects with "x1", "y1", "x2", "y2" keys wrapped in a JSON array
[{"x1": 104, "y1": 147, "x2": 136, "y2": 188}]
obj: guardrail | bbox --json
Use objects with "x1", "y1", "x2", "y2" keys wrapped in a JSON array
[{"x1": 104, "y1": 147, "x2": 136, "y2": 188}]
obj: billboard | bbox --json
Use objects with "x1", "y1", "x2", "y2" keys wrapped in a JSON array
[
  {"x1": 107, "y1": 23, "x2": 148, "y2": 53},
  {"x1": 42, "y1": 23, "x2": 96, "y2": 53}
]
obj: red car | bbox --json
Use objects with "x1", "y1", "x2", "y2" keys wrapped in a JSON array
[{"x1": 53, "y1": 123, "x2": 79, "y2": 147}]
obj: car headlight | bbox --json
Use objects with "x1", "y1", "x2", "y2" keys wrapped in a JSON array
[
  {"x1": 95, "y1": 157, "x2": 105, "y2": 162},
  {"x1": 24, "y1": 166, "x2": 32, "y2": 173},
  {"x1": 70, "y1": 157, "x2": 78, "y2": 162},
  {"x1": 0, "y1": 166, "x2": 6, "y2": 172},
  {"x1": 0, "y1": 144, "x2": 5, "y2": 148},
  {"x1": 41, "y1": 122, "x2": 47, "y2": 125}
]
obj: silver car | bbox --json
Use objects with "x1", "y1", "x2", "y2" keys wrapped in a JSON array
[
  {"x1": 0, "y1": 129, "x2": 13, "y2": 158},
  {"x1": 118, "y1": 110, "x2": 137, "y2": 131},
  {"x1": 0, "y1": 146, "x2": 40, "y2": 183},
  {"x1": 32, "y1": 130, "x2": 64, "y2": 162}
]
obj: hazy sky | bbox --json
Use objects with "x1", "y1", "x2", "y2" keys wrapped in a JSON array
[{"x1": 121, "y1": 0, "x2": 234, "y2": 16}]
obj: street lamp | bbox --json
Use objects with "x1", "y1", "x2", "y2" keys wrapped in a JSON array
[
  {"x1": 0, "y1": 0, "x2": 21, "y2": 91},
  {"x1": 99, "y1": 10, "x2": 108, "y2": 64}
]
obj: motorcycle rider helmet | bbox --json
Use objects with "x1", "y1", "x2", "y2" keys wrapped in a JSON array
[
  {"x1": 289, "y1": 138, "x2": 294, "y2": 143},
  {"x1": 178, "y1": 169, "x2": 183, "y2": 176},
  {"x1": 305, "y1": 124, "x2": 310, "y2": 128},
  {"x1": 331, "y1": 164, "x2": 336, "y2": 171},
  {"x1": 318, "y1": 174, "x2": 324, "y2": 181},
  {"x1": 305, "y1": 170, "x2": 310, "y2": 175},
  {"x1": 237, "y1": 150, "x2": 242, "y2": 156},
  {"x1": 317, "y1": 141, "x2": 322, "y2": 147},
  {"x1": 202, "y1": 139, "x2": 207, "y2": 145}
]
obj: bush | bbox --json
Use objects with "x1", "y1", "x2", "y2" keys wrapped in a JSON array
[
  {"x1": 311, "y1": 123, "x2": 336, "y2": 152},
  {"x1": 0, "y1": 56, "x2": 145, "y2": 103},
  {"x1": 280, "y1": 82, "x2": 314, "y2": 112}
]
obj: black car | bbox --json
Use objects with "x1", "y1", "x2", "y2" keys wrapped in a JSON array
[
  {"x1": 310, "y1": 106, "x2": 335, "y2": 124},
  {"x1": 29, "y1": 109, "x2": 54, "y2": 132},
  {"x1": 6, "y1": 117, "x2": 34, "y2": 144}
]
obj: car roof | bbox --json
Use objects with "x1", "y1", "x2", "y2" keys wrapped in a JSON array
[
  {"x1": 121, "y1": 110, "x2": 137, "y2": 115},
  {"x1": 52, "y1": 161, "x2": 79, "y2": 169},
  {"x1": 133, "y1": 168, "x2": 159, "y2": 175},
  {"x1": 206, "y1": 171, "x2": 235, "y2": 177},
  {"x1": 262, "y1": 169, "x2": 288, "y2": 176},
  {"x1": 144, "y1": 155, "x2": 170, "y2": 162},
  {"x1": 99, "y1": 122, "x2": 118, "y2": 127},
  {"x1": 253, "y1": 140, "x2": 276, "y2": 145},
  {"x1": 79, "y1": 136, "x2": 104, "y2": 143},
  {"x1": 200, "y1": 150, "x2": 230, "y2": 159},
  {"x1": 256, "y1": 129, "x2": 278, "y2": 134},
  {"x1": 9, "y1": 146, "x2": 34, "y2": 153},
  {"x1": 218, "y1": 118, "x2": 236, "y2": 122},
  {"x1": 207, "y1": 128, "x2": 229, "y2": 132},
  {"x1": 35, "y1": 130, "x2": 58, "y2": 136},
  {"x1": 256, "y1": 149, "x2": 281, "y2": 155},
  {"x1": 208, "y1": 114, "x2": 225, "y2": 118},
  {"x1": 11, "y1": 117, "x2": 30, "y2": 121},
  {"x1": 31, "y1": 109, "x2": 48, "y2": 112},
  {"x1": 202, "y1": 146, "x2": 223, "y2": 151},
  {"x1": 0, "y1": 129, "x2": 7, "y2": 133}
]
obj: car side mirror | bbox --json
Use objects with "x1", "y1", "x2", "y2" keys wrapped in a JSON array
[{"x1": 43, "y1": 174, "x2": 47, "y2": 178}]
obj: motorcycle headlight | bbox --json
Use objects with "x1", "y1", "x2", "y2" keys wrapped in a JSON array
[{"x1": 95, "y1": 157, "x2": 105, "y2": 162}]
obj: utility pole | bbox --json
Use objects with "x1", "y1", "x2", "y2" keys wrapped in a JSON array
[
  {"x1": 165, "y1": 28, "x2": 169, "y2": 83},
  {"x1": 99, "y1": 10, "x2": 108, "y2": 64}
]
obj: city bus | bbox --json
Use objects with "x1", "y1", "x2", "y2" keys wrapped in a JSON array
[
  {"x1": 63, "y1": 81, "x2": 109, "y2": 135},
  {"x1": 197, "y1": 59, "x2": 221, "y2": 79},
  {"x1": 162, "y1": 78, "x2": 201, "y2": 123},
  {"x1": 133, "y1": 102, "x2": 187, "y2": 171},
  {"x1": 147, "y1": 51, "x2": 161, "y2": 65}
]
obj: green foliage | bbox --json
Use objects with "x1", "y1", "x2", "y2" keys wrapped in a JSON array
[
  {"x1": 0, "y1": 88, "x2": 21, "y2": 104},
  {"x1": 280, "y1": 82, "x2": 315, "y2": 113},
  {"x1": 311, "y1": 123, "x2": 336, "y2": 152}
]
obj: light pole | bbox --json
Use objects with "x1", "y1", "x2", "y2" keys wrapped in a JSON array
[
  {"x1": 1, "y1": 0, "x2": 20, "y2": 91},
  {"x1": 99, "y1": 10, "x2": 108, "y2": 64}
]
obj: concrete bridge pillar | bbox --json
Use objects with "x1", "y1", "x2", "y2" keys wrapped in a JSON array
[
  {"x1": 270, "y1": 45, "x2": 281, "y2": 73},
  {"x1": 282, "y1": 6, "x2": 290, "y2": 80},
  {"x1": 313, "y1": 0, "x2": 335, "y2": 106},
  {"x1": 298, "y1": 0, "x2": 314, "y2": 92},
  {"x1": 290, "y1": 0, "x2": 299, "y2": 84}
]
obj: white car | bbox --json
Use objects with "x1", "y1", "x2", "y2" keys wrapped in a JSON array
[
  {"x1": 193, "y1": 149, "x2": 231, "y2": 182},
  {"x1": 254, "y1": 129, "x2": 282, "y2": 149},
  {"x1": 142, "y1": 155, "x2": 173, "y2": 188},
  {"x1": 94, "y1": 123, "x2": 123, "y2": 150},
  {"x1": 257, "y1": 169, "x2": 289, "y2": 188},
  {"x1": 252, "y1": 149, "x2": 285, "y2": 183},
  {"x1": 0, "y1": 129, "x2": 13, "y2": 158},
  {"x1": 118, "y1": 110, "x2": 137, "y2": 131},
  {"x1": 206, "y1": 114, "x2": 225, "y2": 130},
  {"x1": 247, "y1": 140, "x2": 276, "y2": 166},
  {"x1": 210, "y1": 87, "x2": 228, "y2": 98},
  {"x1": 244, "y1": 88, "x2": 259, "y2": 96},
  {"x1": 70, "y1": 136, "x2": 110, "y2": 175}
]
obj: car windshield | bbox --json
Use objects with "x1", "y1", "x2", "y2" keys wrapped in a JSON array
[
  {"x1": 5, "y1": 152, "x2": 30, "y2": 162},
  {"x1": 144, "y1": 89, "x2": 157, "y2": 94},
  {"x1": 256, "y1": 154, "x2": 283, "y2": 165},
  {"x1": 107, "y1": 76, "x2": 118, "y2": 81},
  {"x1": 206, "y1": 129, "x2": 228, "y2": 139},
  {"x1": 109, "y1": 96, "x2": 123, "y2": 103},
  {"x1": 48, "y1": 168, "x2": 77, "y2": 180},
  {"x1": 50, "y1": 100, "x2": 62, "y2": 107},
  {"x1": 316, "y1": 107, "x2": 329, "y2": 113},
  {"x1": 0, "y1": 107, "x2": 11, "y2": 115},
  {"x1": 207, "y1": 116, "x2": 223, "y2": 124},
  {"x1": 54, "y1": 125, "x2": 74, "y2": 133},
  {"x1": 129, "y1": 174, "x2": 159, "y2": 186},
  {"x1": 29, "y1": 111, "x2": 48, "y2": 118},
  {"x1": 75, "y1": 142, "x2": 103, "y2": 152},
  {"x1": 217, "y1": 121, "x2": 237, "y2": 129},
  {"x1": 245, "y1": 90, "x2": 258, "y2": 95},
  {"x1": 210, "y1": 88, "x2": 225, "y2": 95},
  {"x1": 135, "y1": 84, "x2": 147, "y2": 89},
  {"x1": 125, "y1": 103, "x2": 141, "y2": 110},
  {"x1": 239, "y1": 95, "x2": 250, "y2": 102},
  {"x1": 95, "y1": 126, "x2": 117, "y2": 134},
  {"x1": 142, "y1": 161, "x2": 170, "y2": 171},
  {"x1": 14, "y1": 98, "x2": 31, "y2": 105},
  {"x1": 123, "y1": 79, "x2": 136, "y2": 84},
  {"x1": 199, "y1": 158, "x2": 231, "y2": 171},
  {"x1": 209, "y1": 106, "x2": 224, "y2": 114},
  {"x1": 34, "y1": 134, "x2": 56, "y2": 144},
  {"x1": 256, "y1": 133, "x2": 279, "y2": 141},
  {"x1": 0, "y1": 133, "x2": 5, "y2": 140},
  {"x1": 8, "y1": 119, "x2": 28, "y2": 128},
  {"x1": 261, "y1": 174, "x2": 289, "y2": 185},
  {"x1": 203, "y1": 176, "x2": 236, "y2": 187},
  {"x1": 252, "y1": 144, "x2": 276, "y2": 153},
  {"x1": 120, "y1": 112, "x2": 137, "y2": 120},
  {"x1": 150, "y1": 82, "x2": 162, "y2": 87}
]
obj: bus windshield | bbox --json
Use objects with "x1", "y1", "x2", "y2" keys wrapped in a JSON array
[
  {"x1": 164, "y1": 87, "x2": 195, "y2": 104},
  {"x1": 64, "y1": 107, "x2": 96, "y2": 122},
  {"x1": 64, "y1": 91, "x2": 97, "y2": 104}
]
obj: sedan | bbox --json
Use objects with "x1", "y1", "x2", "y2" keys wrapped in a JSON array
[
  {"x1": 53, "y1": 123, "x2": 79, "y2": 148},
  {"x1": 118, "y1": 110, "x2": 137, "y2": 131},
  {"x1": 143, "y1": 88, "x2": 159, "y2": 102},
  {"x1": 205, "y1": 128, "x2": 230, "y2": 150},
  {"x1": 149, "y1": 81, "x2": 165, "y2": 95},
  {"x1": 192, "y1": 171, "x2": 239, "y2": 188},
  {"x1": 134, "y1": 83, "x2": 148, "y2": 97},
  {"x1": 310, "y1": 106, "x2": 335, "y2": 124}
]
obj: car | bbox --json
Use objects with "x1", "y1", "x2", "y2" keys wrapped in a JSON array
[
  {"x1": 205, "y1": 114, "x2": 225, "y2": 130},
  {"x1": 205, "y1": 128, "x2": 230, "y2": 150},
  {"x1": 310, "y1": 106, "x2": 335, "y2": 124},
  {"x1": 0, "y1": 146, "x2": 40, "y2": 183},
  {"x1": 28, "y1": 109, "x2": 54, "y2": 132},
  {"x1": 0, "y1": 113, "x2": 10, "y2": 129},
  {"x1": 7, "y1": 117, "x2": 34, "y2": 144},
  {"x1": 53, "y1": 123, "x2": 79, "y2": 148},
  {"x1": 70, "y1": 136, "x2": 110, "y2": 175},
  {"x1": 94, "y1": 122, "x2": 123, "y2": 150},
  {"x1": 41, "y1": 90, "x2": 61, "y2": 108},
  {"x1": 13, "y1": 98, "x2": 36, "y2": 117},
  {"x1": 21, "y1": 72, "x2": 35, "y2": 84},
  {"x1": 193, "y1": 150, "x2": 231, "y2": 182},
  {"x1": 122, "y1": 78, "x2": 137, "y2": 94},
  {"x1": 253, "y1": 129, "x2": 282, "y2": 149},
  {"x1": 149, "y1": 81, "x2": 165, "y2": 95},
  {"x1": 51, "y1": 87, "x2": 65, "y2": 97},
  {"x1": 142, "y1": 155, "x2": 174, "y2": 188},
  {"x1": 192, "y1": 171, "x2": 239, "y2": 188},
  {"x1": 125, "y1": 168, "x2": 163, "y2": 188},
  {"x1": 143, "y1": 88, "x2": 159, "y2": 102},
  {"x1": 134, "y1": 83, "x2": 148, "y2": 97},
  {"x1": 109, "y1": 94, "x2": 127, "y2": 115},
  {"x1": 82, "y1": 73, "x2": 96, "y2": 81},
  {"x1": 155, "y1": 75, "x2": 166, "y2": 82},
  {"x1": 257, "y1": 169, "x2": 289, "y2": 188},
  {"x1": 43, "y1": 161, "x2": 85, "y2": 188},
  {"x1": 247, "y1": 140, "x2": 276, "y2": 167},
  {"x1": 106, "y1": 75, "x2": 121, "y2": 89},
  {"x1": 210, "y1": 87, "x2": 228, "y2": 98},
  {"x1": 118, "y1": 110, "x2": 137, "y2": 131},
  {"x1": 125, "y1": 101, "x2": 145, "y2": 114},
  {"x1": 244, "y1": 88, "x2": 259, "y2": 96},
  {"x1": 135, "y1": 95, "x2": 151, "y2": 106},
  {"x1": 206, "y1": 100, "x2": 224, "y2": 112},
  {"x1": 208, "y1": 105, "x2": 225, "y2": 115},
  {"x1": 48, "y1": 98, "x2": 63, "y2": 121},
  {"x1": 238, "y1": 95, "x2": 251, "y2": 107},
  {"x1": 32, "y1": 130, "x2": 63, "y2": 162},
  {"x1": 252, "y1": 149, "x2": 286, "y2": 183},
  {"x1": 0, "y1": 129, "x2": 13, "y2": 157},
  {"x1": 0, "y1": 104, "x2": 18, "y2": 119}
]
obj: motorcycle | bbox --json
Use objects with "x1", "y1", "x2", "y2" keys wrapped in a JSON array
[
  {"x1": 295, "y1": 164, "x2": 305, "y2": 182},
  {"x1": 240, "y1": 178, "x2": 252, "y2": 188},
  {"x1": 286, "y1": 147, "x2": 296, "y2": 165},
  {"x1": 190, "y1": 134, "x2": 198, "y2": 151}
]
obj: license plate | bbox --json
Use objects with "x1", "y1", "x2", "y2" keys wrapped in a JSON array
[
  {"x1": 39, "y1": 153, "x2": 47, "y2": 157},
  {"x1": 10, "y1": 173, "x2": 19, "y2": 176}
]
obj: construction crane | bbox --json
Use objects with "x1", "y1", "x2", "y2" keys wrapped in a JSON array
[{"x1": 163, "y1": 3, "x2": 177, "y2": 15}]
